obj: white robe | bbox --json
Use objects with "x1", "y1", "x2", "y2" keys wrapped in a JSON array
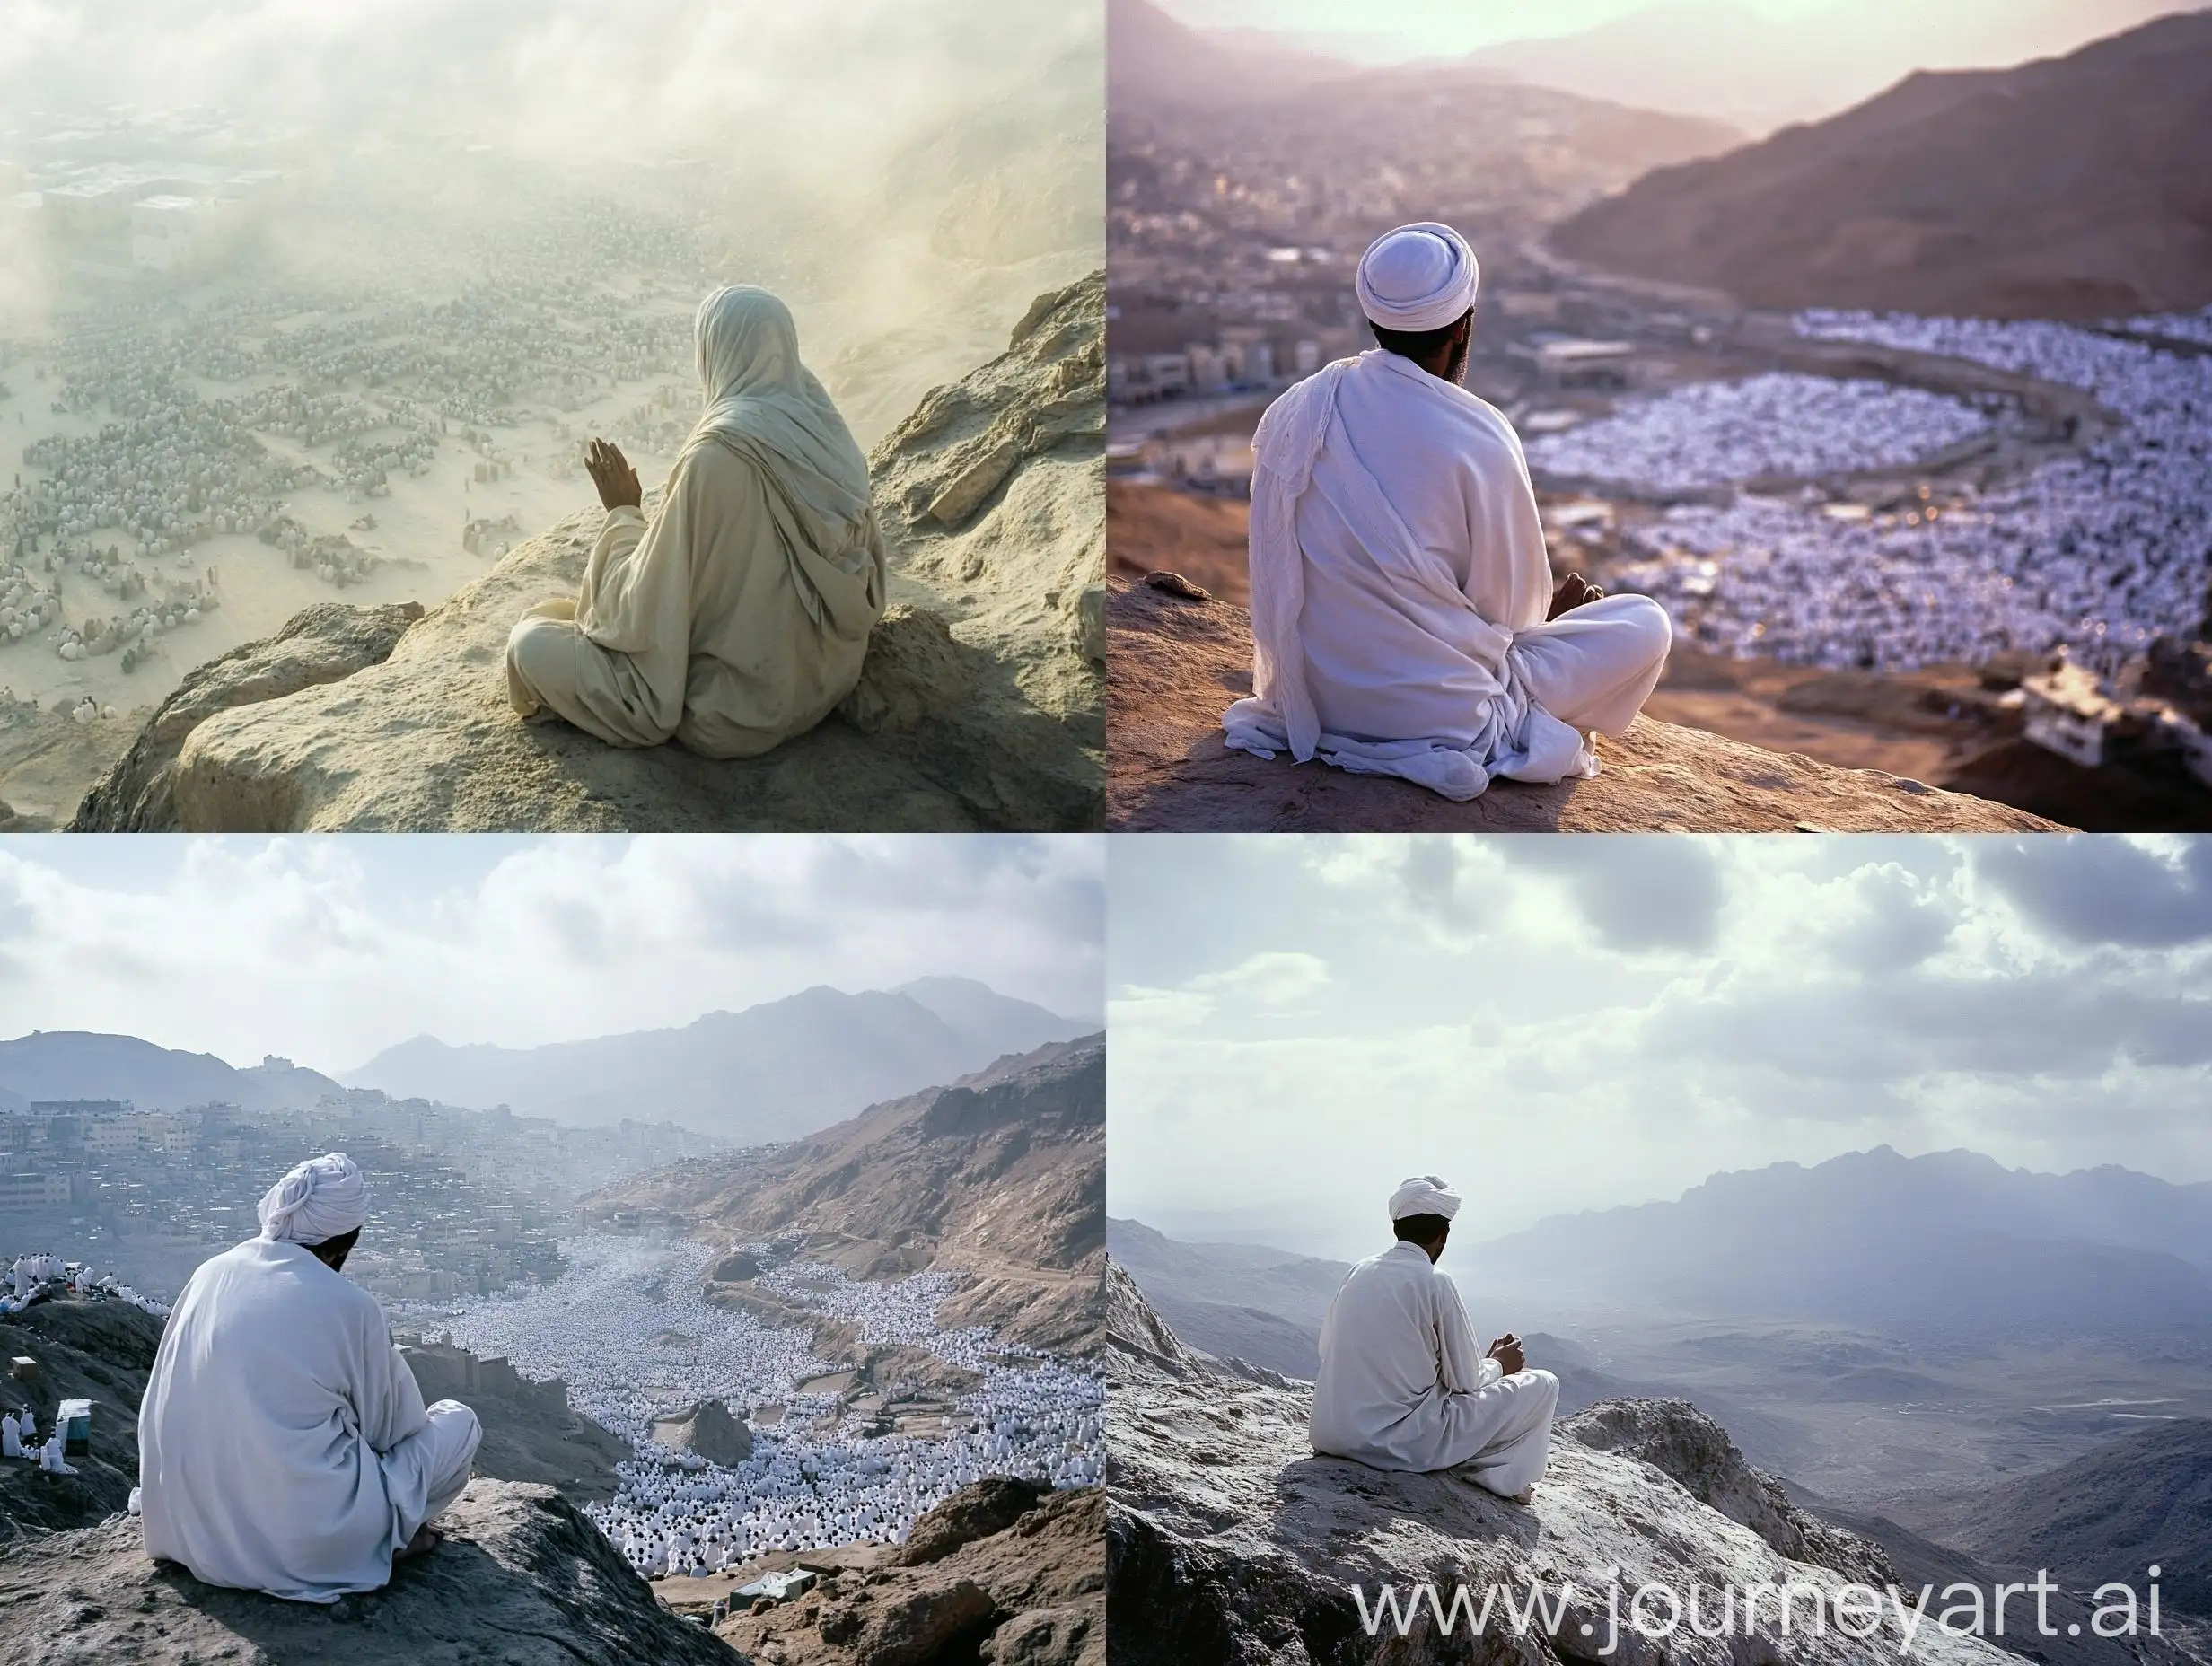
[
  {"x1": 138, "y1": 1238, "x2": 482, "y2": 1603},
  {"x1": 1226, "y1": 350, "x2": 1672, "y2": 801},
  {"x1": 505, "y1": 441, "x2": 887, "y2": 759},
  {"x1": 1310, "y1": 1241, "x2": 1558, "y2": 1492}
]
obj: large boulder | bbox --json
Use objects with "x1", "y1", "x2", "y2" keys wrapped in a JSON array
[
  {"x1": 651, "y1": 1399, "x2": 754, "y2": 1468},
  {"x1": 1107, "y1": 575, "x2": 2065, "y2": 831},
  {"x1": 0, "y1": 1481, "x2": 741, "y2": 1665},
  {"x1": 72, "y1": 276, "x2": 1104, "y2": 833},
  {"x1": 1107, "y1": 1282, "x2": 2016, "y2": 1666},
  {"x1": 67, "y1": 601, "x2": 423, "y2": 831},
  {"x1": 893, "y1": 1477, "x2": 1051, "y2": 1566},
  {"x1": 716, "y1": 1486, "x2": 1101, "y2": 1666}
]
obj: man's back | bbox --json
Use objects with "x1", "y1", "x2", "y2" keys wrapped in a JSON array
[
  {"x1": 1284, "y1": 352, "x2": 1556, "y2": 750},
  {"x1": 139, "y1": 1237, "x2": 428, "y2": 1602},
  {"x1": 1311, "y1": 1241, "x2": 1492, "y2": 1470}
]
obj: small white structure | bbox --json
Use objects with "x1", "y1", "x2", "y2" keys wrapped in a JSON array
[{"x1": 131, "y1": 195, "x2": 218, "y2": 273}]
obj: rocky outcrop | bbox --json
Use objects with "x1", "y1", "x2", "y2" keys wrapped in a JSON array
[
  {"x1": 0, "y1": 1481, "x2": 740, "y2": 1665},
  {"x1": 1555, "y1": 1400, "x2": 1892, "y2": 1590},
  {"x1": 891, "y1": 1477, "x2": 1051, "y2": 1566},
  {"x1": 1106, "y1": 1273, "x2": 2016, "y2": 1665},
  {"x1": 652, "y1": 1399, "x2": 755, "y2": 1468},
  {"x1": 712, "y1": 1484, "x2": 1102, "y2": 1666},
  {"x1": 73, "y1": 276, "x2": 1104, "y2": 833},
  {"x1": 1108, "y1": 576, "x2": 2064, "y2": 831},
  {"x1": 67, "y1": 601, "x2": 423, "y2": 830},
  {"x1": 0, "y1": 1298, "x2": 166, "y2": 1543}
]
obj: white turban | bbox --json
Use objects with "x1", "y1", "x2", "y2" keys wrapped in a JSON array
[
  {"x1": 1356, "y1": 223, "x2": 1479, "y2": 334},
  {"x1": 258, "y1": 1153, "x2": 371, "y2": 1246},
  {"x1": 1389, "y1": 1175, "x2": 1462, "y2": 1222}
]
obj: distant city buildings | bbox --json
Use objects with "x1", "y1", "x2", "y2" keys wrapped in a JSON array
[{"x1": 0, "y1": 1088, "x2": 724, "y2": 1304}]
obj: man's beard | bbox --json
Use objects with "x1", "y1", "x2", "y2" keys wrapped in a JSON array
[{"x1": 1444, "y1": 338, "x2": 1471, "y2": 386}]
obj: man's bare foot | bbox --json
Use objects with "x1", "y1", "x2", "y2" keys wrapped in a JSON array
[
  {"x1": 395, "y1": 1525, "x2": 442, "y2": 1562},
  {"x1": 1512, "y1": 1487, "x2": 1536, "y2": 1506}
]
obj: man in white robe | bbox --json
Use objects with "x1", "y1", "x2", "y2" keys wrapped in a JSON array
[
  {"x1": 137, "y1": 1153, "x2": 482, "y2": 1604},
  {"x1": 506, "y1": 285, "x2": 888, "y2": 759},
  {"x1": 1310, "y1": 1176, "x2": 1558, "y2": 1501},
  {"x1": 1226, "y1": 222, "x2": 1673, "y2": 801}
]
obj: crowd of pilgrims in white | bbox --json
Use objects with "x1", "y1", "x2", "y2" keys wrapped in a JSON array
[
  {"x1": 0, "y1": 1256, "x2": 172, "y2": 1477},
  {"x1": 399, "y1": 1236, "x2": 1103, "y2": 1581},
  {"x1": 1578, "y1": 308, "x2": 2212, "y2": 673},
  {"x1": 0, "y1": 277, "x2": 693, "y2": 672},
  {"x1": 1525, "y1": 372, "x2": 1995, "y2": 495}
]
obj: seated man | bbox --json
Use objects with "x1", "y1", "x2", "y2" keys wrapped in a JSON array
[
  {"x1": 137, "y1": 1153, "x2": 481, "y2": 1604},
  {"x1": 1310, "y1": 1176, "x2": 1558, "y2": 1503},
  {"x1": 506, "y1": 284, "x2": 888, "y2": 759},
  {"x1": 1225, "y1": 221, "x2": 1672, "y2": 802}
]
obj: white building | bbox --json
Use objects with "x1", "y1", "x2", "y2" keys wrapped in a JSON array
[{"x1": 131, "y1": 194, "x2": 221, "y2": 272}]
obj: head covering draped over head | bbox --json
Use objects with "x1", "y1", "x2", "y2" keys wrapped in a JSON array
[
  {"x1": 1356, "y1": 223, "x2": 1479, "y2": 334},
  {"x1": 680, "y1": 285, "x2": 873, "y2": 545},
  {"x1": 1389, "y1": 1175, "x2": 1463, "y2": 1223},
  {"x1": 257, "y1": 1153, "x2": 371, "y2": 1247}
]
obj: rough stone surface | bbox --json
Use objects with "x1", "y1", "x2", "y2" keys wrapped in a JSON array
[
  {"x1": 75, "y1": 276, "x2": 1104, "y2": 833},
  {"x1": 0, "y1": 1299, "x2": 166, "y2": 1544},
  {"x1": 651, "y1": 1399, "x2": 755, "y2": 1468},
  {"x1": 713, "y1": 1486, "x2": 1102, "y2": 1666},
  {"x1": 1106, "y1": 1271, "x2": 2015, "y2": 1666},
  {"x1": 892, "y1": 1477, "x2": 1052, "y2": 1566},
  {"x1": 65, "y1": 601, "x2": 424, "y2": 832},
  {"x1": 0, "y1": 1480, "x2": 741, "y2": 1665},
  {"x1": 1556, "y1": 1399, "x2": 1892, "y2": 1590},
  {"x1": 1107, "y1": 577, "x2": 2066, "y2": 832}
]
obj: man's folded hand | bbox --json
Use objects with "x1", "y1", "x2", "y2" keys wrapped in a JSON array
[{"x1": 1547, "y1": 573, "x2": 1605, "y2": 620}]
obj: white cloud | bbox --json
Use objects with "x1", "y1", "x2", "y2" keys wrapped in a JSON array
[
  {"x1": 0, "y1": 833, "x2": 1102, "y2": 1071},
  {"x1": 1108, "y1": 836, "x2": 2212, "y2": 1261}
]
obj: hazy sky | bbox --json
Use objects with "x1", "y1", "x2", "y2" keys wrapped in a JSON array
[
  {"x1": 1154, "y1": 0, "x2": 2199, "y2": 66},
  {"x1": 0, "y1": 834, "x2": 1104, "y2": 1072},
  {"x1": 1110, "y1": 836, "x2": 2212, "y2": 1261}
]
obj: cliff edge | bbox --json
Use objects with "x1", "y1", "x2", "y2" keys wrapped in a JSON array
[
  {"x1": 1107, "y1": 577, "x2": 2063, "y2": 832},
  {"x1": 73, "y1": 276, "x2": 1105, "y2": 833},
  {"x1": 1106, "y1": 1267, "x2": 2016, "y2": 1666},
  {"x1": 0, "y1": 1481, "x2": 741, "y2": 1666}
]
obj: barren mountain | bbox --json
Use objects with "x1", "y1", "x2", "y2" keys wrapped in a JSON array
[
  {"x1": 588, "y1": 1036, "x2": 1105, "y2": 1354},
  {"x1": 1911, "y1": 1419, "x2": 2212, "y2": 1618},
  {"x1": 1467, "y1": 0, "x2": 2198, "y2": 132},
  {"x1": 1551, "y1": 10, "x2": 2212, "y2": 320},
  {"x1": 349, "y1": 978, "x2": 1091, "y2": 1137},
  {"x1": 0, "y1": 1031, "x2": 342, "y2": 1115},
  {"x1": 1470, "y1": 1146, "x2": 2212, "y2": 1344},
  {"x1": 1107, "y1": 0, "x2": 1352, "y2": 110}
]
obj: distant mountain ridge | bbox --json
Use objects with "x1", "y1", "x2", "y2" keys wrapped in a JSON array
[
  {"x1": 347, "y1": 978, "x2": 1093, "y2": 1141},
  {"x1": 0, "y1": 978, "x2": 1093, "y2": 1146},
  {"x1": 1550, "y1": 8, "x2": 2212, "y2": 319},
  {"x1": 1465, "y1": 0, "x2": 2196, "y2": 132},
  {"x1": 1108, "y1": 0, "x2": 1354, "y2": 110},
  {"x1": 1470, "y1": 1144, "x2": 2212, "y2": 1341},
  {"x1": 0, "y1": 1033, "x2": 344, "y2": 1115}
]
